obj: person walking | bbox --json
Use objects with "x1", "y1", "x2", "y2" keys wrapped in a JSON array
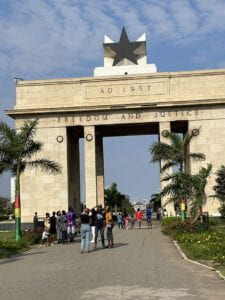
[
  {"x1": 90, "y1": 207, "x2": 97, "y2": 243},
  {"x1": 146, "y1": 206, "x2": 152, "y2": 229},
  {"x1": 94, "y1": 206, "x2": 105, "y2": 249},
  {"x1": 117, "y1": 212, "x2": 123, "y2": 230},
  {"x1": 80, "y1": 208, "x2": 91, "y2": 253},
  {"x1": 105, "y1": 206, "x2": 114, "y2": 248},
  {"x1": 136, "y1": 208, "x2": 143, "y2": 229}
]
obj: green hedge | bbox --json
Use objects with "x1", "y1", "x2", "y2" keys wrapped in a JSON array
[{"x1": 0, "y1": 239, "x2": 27, "y2": 250}]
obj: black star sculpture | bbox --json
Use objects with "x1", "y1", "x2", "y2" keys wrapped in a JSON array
[{"x1": 104, "y1": 27, "x2": 143, "y2": 66}]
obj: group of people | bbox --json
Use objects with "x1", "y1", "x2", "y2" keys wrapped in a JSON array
[
  {"x1": 34, "y1": 205, "x2": 114, "y2": 253},
  {"x1": 33, "y1": 207, "x2": 76, "y2": 246},
  {"x1": 34, "y1": 205, "x2": 154, "y2": 253},
  {"x1": 117, "y1": 207, "x2": 153, "y2": 230},
  {"x1": 80, "y1": 205, "x2": 114, "y2": 253}
]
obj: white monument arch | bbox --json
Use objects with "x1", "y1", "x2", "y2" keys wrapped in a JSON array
[{"x1": 7, "y1": 29, "x2": 224, "y2": 221}]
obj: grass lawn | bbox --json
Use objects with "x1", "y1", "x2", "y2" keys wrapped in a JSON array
[{"x1": 0, "y1": 231, "x2": 15, "y2": 241}]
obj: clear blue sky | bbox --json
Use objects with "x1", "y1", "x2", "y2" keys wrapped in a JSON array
[{"x1": 1, "y1": 0, "x2": 225, "y2": 201}]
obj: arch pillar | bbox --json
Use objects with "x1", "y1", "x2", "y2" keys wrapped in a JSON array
[{"x1": 84, "y1": 125, "x2": 97, "y2": 209}]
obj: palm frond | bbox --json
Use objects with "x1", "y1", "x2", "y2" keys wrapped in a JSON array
[
  {"x1": 150, "y1": 142, "x2": 172, "y2": 162},
  {"x1": 189, "y1": 153, "x2": 205, "y2": 161},
  {"x1": 167, "y1": 132, "x2": 183, "y2": 149},
  {"x1": 161, "y1": 161, "x2": 176, "y2": 173},
  {"x1": 0, "y1": 121, "x2": 17, "y2": 143},
  {"x1": 21, "y1": 141, "x2": 42, "y2": 159},
  {"x1": 26, "y1": 159, "x2": 61, "y2": 175},
  {"x1": 18, "y1": 119, "x2": 38, "y2": 144},
  {"x1": 0, "y1": 161, "x2": 13, "y2": 174}
]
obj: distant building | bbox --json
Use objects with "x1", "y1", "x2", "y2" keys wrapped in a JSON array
[{"x1": 133, "y1": 201, "x2": 147, "y2": 211}]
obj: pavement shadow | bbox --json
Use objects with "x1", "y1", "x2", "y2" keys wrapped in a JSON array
[
  {"x1": 0, "y1": 250, "x2": 45, "y2": 265},
  {"x1": 113, "y1": 242, "x2": 128, "y2": 248}
]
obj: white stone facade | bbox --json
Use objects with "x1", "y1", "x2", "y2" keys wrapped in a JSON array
[{"x1": 7, "y1": 69, "x2": 225, "y2": 221}]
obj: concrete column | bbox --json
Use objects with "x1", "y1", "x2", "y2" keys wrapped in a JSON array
[
  {"x1": 159, "y1": 122, "x2": 175, "y2": 216},
  {"x1": 96, "y1": 135, "x2": 105, "y2": 207},
  {"x1": 67, "y1": 128, "x2": 81, "y2": 214},
  {"x1": 84, "y1": 126, "x2": 97, "y2": 209}
]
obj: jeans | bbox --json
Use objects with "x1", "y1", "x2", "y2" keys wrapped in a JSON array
[
  {"x1": 118, "y1": 222, "x2": 123, "y2": 230},
  {"x1": 81, "y1": 224, "x2": 90, "y2": 252},
  {"x1": 95, "y1": 226, "x2": 105, "y2": 247},
  {"x1": 106, "y1": 225, "x2": 113, "y2": 243}
]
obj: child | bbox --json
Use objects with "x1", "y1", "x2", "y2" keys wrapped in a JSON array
[{"x1": 130, "y1": 214, "x2": 135, "y2": 229}]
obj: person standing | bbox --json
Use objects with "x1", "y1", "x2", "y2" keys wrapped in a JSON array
[
  {"x1": 105, "y1": 206, "x2": 114, "y2": 248},
  {"x1": 42, "y1": 212, "x2": 50, "y2": 246},
  {"x1": 136, "y1": 208, "x2": 143, "y2": 229},
  {"x1": 80, "y1": 208, "x2": 91, "y2": 253},
  {"x1": 90, "y1": 207, "x2": 97, "y2": 243},
  {"x1": 146, "y1": 206, "x2": 152, "y2": 229},
  {"x1": 33, "y1": 212, "x2": 39, "y2": 230},
  {"x1": 56, "y1": 211, "x2": 63, "y2": 243},
  {"x1": 66, "y1": 207, "x2": 76, "y2": 242},
  {"x1": 61, "y1": 210, "x2": 67, "y2": 243},
  {"x1": 124, "y1": 212, "x2": 129, "y2": 230},
  {"x1": 50, "y1": 212, "x2": 57, "y2": 243},
  {"x1": 94, "y1": 206, "x2": 105, "y2": 249},
  {"x1": 130, "y1": 214, "x2": 135, "y2": 230}
]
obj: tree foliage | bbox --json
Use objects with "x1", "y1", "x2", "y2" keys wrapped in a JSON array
[
  {"x1": 104, "y1": 182, "x2": 134, "y2": 213},
  {"x1": 150, "y1": 130, "x2": 205, "y2": 173},
  {"x1": 213, "y1": 165, "x2": 225, "y2": 203}
]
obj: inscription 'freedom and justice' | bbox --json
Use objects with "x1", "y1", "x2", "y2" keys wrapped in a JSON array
[{"x1": 57, "y1": 109, "x2": 201, "y2": 124}]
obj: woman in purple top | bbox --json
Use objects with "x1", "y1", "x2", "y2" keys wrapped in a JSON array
[{"x1": 66, "y1": 207, "x2": 76, "y2": 242}]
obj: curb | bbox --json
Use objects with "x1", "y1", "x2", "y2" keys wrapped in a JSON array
[{"x1": 173, "y1": 240, "x2": 225, "y2": 281}]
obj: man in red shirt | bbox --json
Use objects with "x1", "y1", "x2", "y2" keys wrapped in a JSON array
[{"x1": 136, "y1": 208, "x2": 143, "y2": 229}]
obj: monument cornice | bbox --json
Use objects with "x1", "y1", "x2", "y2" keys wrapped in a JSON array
[
  {"x1": 6, "y1": 97, "x2": 225, "y2": 118},
  {"x1": 15, "y1": 68, "x2": 225, "y2": 87}
]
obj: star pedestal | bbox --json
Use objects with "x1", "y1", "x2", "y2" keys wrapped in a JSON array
[
  {"x1": 94, "y1": 64, "x2": 157, "y2": 77},
  {"x1": 94, "y1": 28, "x2": 157, "y2": 77}
]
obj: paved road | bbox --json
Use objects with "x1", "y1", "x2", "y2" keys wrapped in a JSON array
[{"x1": 0, "y1": 221, "x2": 225, "y2": 299}]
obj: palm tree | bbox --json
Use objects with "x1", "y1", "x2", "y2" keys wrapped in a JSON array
[
  {"x1": 150, "y1": 129, "x2": 205, "y2": 173},
  {"x1": 150, "y1": 193, "x2": 161, "y2": 211},
  {"x1": 212, "y1": 165, "x2": 225, "y2": 202},
  {"x1": 104, "y1": 182, "x2": 124, "y2": 212},
  {"x1": 0, "y1": 119, "x2": 61, "y2": 241},
  {"x1": 160, "y1": 172, "x2": 196, "y2": 207},
  {"x1": 161, "y1": 164, "x2": 212, "y2": 223},
  {"x1": 191, "y1": 164, "x2": 212, "y2": 223}
]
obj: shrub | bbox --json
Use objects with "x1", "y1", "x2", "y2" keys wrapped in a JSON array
[
  {"x1": 162, "y1": 217, "x2": 202, "y2": 238},
  {"x1": 161, "y1": 216, "x2": 181, "y2": 226},
  {"x1": 209, "y1": 217, "x2": 220, "y2": 226},
  {"x1": 22, "y1": 229, "x2": 42, "y2": 244},
  {"x1": 0, "y1": 239, "x2": 27, "y2": 251},
  {"x1": 0, "y1": 214, "x2": 9, "y2": 221},
  {"x1": 219, "y1": 203, "x2": 225, "y2": 219}
]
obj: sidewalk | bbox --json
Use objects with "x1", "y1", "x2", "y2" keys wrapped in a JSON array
[{"x1": 0, "y1": 221, "x2": 225, "y2": 299}]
